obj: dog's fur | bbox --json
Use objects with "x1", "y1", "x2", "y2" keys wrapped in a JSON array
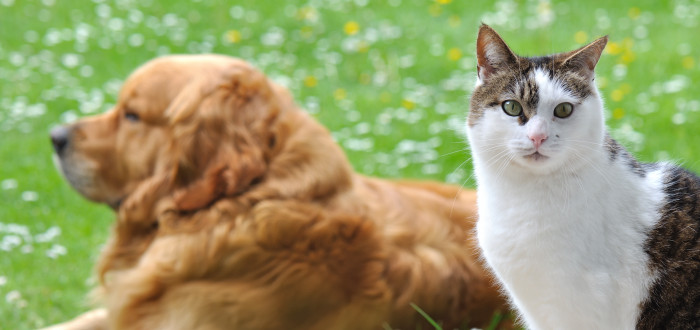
[{"x1": 48, "y1": 54, "x2": 509, "y2": 329}]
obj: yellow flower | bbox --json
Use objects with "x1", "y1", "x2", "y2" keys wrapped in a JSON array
[
  {"x1": 621, "y1": 50, "x2": 636, "y2": 64},
  {"x1": 359, "y1": 73, "x2": 371, "y2": 84},
  {"x1": 297, "y1": 6, "x2": 318, "y2": 21},
  {"x1": 613, "y1": 108, "x2": 625, "y2": 120},
  {"x1": 401, "y1": 99, "x2": 416, "y2": 110},
  {"x1": 436, "y1": 0, "x2": 452, "y2": 4},
  {"x1": 620, "y1": 83, "x2": 632, "y2": 95},
  {"x1": 610, "y1": 84, "x2": 631, "y2": 104},
  {"x1": 628, "y1": 7, "x2": 641, "y2": 20},
  {"x1": 597, "y1": 76, "x2": 609, "y2": 89},
  {"x1": 447, "y1": 48, "x2": 462, "y2": 61},
  {"x1": 380, "y1": 92, "x2": 392, "y2": 103},
  {"x1": 606, "y1": 42, "x2": 621, "y2": 55},
  {"x1": 344, "y1": 21, "x2": 360, "y2": 35},
  {"x1": 429, "y1": 3, "x2": 442, "y2": 17},
  {"x1": 611, "y1": 89, "x2": 624, "y2": 102},
  {"x1": 304, "y1": 75, "x2": 318, "y2": 87},
  {"x1": 448, "y1": 15, "x2": 461, "y2": 28},
  {"x1": 682, "y1": 56, "x2": 695, "y2": 69},
  {"x1": 574, "y1": 31, "x2": 588, "y2": 44},
  {"x1": 300, "y1": 26, "x2": 314, "y2": 38},
  {"x1": 622, "y1": 37, "x2": 634, "y2": 49},
  {"x1": 357, "y1": 40, "x2": 369, "y2": 53},
  {"x1": 333, "y1": 88, "x2": 346, "y2": 100},
  {"x1": 226, "y1": 30, "x2": 241, "y2": 43}
]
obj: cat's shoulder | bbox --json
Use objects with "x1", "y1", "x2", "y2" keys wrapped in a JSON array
[
  {"x1": 639, "y1": 162, "x2": 700, "y2": 328},
  {"x1": 661, "y1": 164, "x2": 700, "y2": 196}
]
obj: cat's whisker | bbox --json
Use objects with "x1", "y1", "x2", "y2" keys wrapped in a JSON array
[
  {"x1": 564, "y1": 139, "x2": 606, "y2": 148},
  {"x1": 491, "y1": 152, "x2": 516, "y2": 183},
  {"x1": 562, "y1": 162, "x2": 586, "y2": 212},
  {"x1": 450, "y1": 157, "x2": 473, "y2": 177},
  {"x1": 451, "y1": 171, "x2": 476, "y2": 219},
  {"x1": 565, "y1": 141, "x2": 609, "y2": 157},
  {"x1": 483, "y1": 149, "x2": 512, "y2": 170},
  {"x1": 564, "y1": 140, "x2": 605, "y2": 147},
  {"x1": 439, "y1": 148, "x2": 469, "y2": 159},
  {"x1": 566, "y1": 147, "x2": 614, "y2": 188}
]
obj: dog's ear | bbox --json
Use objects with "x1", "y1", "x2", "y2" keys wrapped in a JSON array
[
  {"x1": 172, "y1": 144, "x2": 266, "y2": 211},
  {"x1": 167, "y1": 64, "x2": 273, "y2": 212}
]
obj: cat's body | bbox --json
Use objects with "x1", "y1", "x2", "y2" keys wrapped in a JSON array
[{"x1": 467, "y1": 24, "x2": 700, "y2": 329}]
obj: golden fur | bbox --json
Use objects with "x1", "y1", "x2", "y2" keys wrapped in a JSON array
[{"x1": 48, "y1": 54, "x2": 509, "y2": 329}]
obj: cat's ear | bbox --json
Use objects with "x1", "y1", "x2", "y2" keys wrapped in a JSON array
[
  {"x1": 476, "y1": 24, "x2": 519, "y2": 81},
  {"x1": 561, "y1": 36, "x2": 608, "y2": 78}
]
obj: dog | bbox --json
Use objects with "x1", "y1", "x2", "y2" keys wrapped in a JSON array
[{"x1": 48, "y1": 54, "x2": 509, "y2": 329}]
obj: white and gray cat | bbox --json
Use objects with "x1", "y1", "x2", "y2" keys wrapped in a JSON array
[{"x1": 467, "y1": 24, "x2": 699, "y2": 329}]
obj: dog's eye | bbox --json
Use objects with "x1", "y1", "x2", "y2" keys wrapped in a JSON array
[{"x1": 124, "y1": 112, "x2": 140, "y2": 122}]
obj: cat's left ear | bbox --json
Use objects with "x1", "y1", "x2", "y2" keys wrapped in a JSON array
[{"x1": 561, "y1": 36, "x2": 608, "y2": 78}]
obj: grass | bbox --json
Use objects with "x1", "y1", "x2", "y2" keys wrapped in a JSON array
[
  {"x1": 411, "y1": 303, "x2": 444, "y2": 329},
  {"x1": 1, "y1": 0, "x2": 699, "y2": 328}
]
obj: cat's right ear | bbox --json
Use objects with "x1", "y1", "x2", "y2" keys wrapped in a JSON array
[{"x1": 476, "y1": 24, "x2": 519, "y2": 81}]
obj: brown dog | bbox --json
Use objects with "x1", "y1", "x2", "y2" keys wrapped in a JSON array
[{"x1": 48, "y1": 54, "x2": 508, "y2": 329}]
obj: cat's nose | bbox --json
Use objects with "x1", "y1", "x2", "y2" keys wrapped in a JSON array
[{"x1": 529, "y1": 133, "x2": 548, "y2": 149}]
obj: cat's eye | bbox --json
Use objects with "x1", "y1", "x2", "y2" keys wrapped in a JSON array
[
  {"x1": 502, "y1": 100, "x2": 523, "y2": 117},
  {"x1": 554, "y1": 102, "x2": 574, "y2": 118}
]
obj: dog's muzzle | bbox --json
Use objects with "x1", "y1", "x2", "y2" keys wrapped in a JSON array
[{"x1": 50, "y1": 125, "x2": 71, "y2": 156}]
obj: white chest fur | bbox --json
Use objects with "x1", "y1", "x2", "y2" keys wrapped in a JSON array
[{"x1": 473, "y1": 154, "x2": 665, "y2": 329}]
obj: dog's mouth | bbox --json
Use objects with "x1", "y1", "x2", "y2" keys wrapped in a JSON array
[
  {"x1": 52, "y1": 153, "x2": 66, "y2": 177},
  {"x1": 53, "y1": 153, "x2": 125, "y2": 209}
]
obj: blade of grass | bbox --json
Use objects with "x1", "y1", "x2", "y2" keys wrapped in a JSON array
[
  {"x1": 410, "y1": 302, "x2": 442, "y2": 330},
  {"x1": 485, "y1": 311, "x2": 504, "y2": 330}
]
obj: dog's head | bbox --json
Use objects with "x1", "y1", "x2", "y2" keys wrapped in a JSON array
[{"x1": 52, "y1": 55, "x2": 345, "y2": 216}]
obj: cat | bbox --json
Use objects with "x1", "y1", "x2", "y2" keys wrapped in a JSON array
[{"x1": 466, "y1": 24, "x2": 699, "y2": 329}]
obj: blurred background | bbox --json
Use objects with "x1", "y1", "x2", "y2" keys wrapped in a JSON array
[{"x1": 1, "y1": 0, "x2": 699, "y2": 328}]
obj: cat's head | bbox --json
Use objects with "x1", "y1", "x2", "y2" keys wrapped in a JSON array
[{"x1": 467, "y1": 24, "x2": 608, "y2": 176}]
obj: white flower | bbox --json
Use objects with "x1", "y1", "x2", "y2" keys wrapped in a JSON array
[
  {"x1": 1, "y1": 179, "x2": 17, "y2": 190},
  {"x1": 21, "y1": 191, "x2": 39, "y2": 202},
  {"x1": 5, "y1": 290, "x2": 21, "y2": 303},
  {"x1": 46, "y1": 244, "x2": 68, "y2": 259},
  {"x1": 35, "y1": 226, "x2": 61, "y2": 243}
]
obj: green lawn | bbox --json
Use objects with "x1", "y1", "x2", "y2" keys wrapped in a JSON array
[{"x1": 1, "y1": 0, "x2": 699, "y2": 328}]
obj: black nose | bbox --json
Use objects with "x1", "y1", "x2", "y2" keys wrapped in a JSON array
[{"x1": 50, "y1": 126, "x2": 71, "y2": 155}]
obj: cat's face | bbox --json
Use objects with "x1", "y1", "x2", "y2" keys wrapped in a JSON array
[{"x1": 467, "y1": 25, "x2": 608, "y2": 175}]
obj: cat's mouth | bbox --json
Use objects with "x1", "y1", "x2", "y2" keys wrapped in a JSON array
[{"x1": 524, "y1": 151, "x2": 548, "y2": 161}]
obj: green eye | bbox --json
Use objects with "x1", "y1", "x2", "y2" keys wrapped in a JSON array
[
  {"x1": 554, "y1": 102, "x2": 574, "y2": 118},
  {"x1": 501, "y1": 100, "x2": 523, "y2": 117}
]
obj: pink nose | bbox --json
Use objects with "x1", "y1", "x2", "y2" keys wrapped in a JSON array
[{"x1": 529, "y1": 133, "x2": 548, "y2": 149}]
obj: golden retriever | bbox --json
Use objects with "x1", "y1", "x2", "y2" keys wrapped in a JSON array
[{"x1": 48, "y1": 54, "x2": 509, "y2": 329}]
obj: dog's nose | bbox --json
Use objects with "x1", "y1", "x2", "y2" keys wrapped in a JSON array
[{"x1": 50, "y1": 126, "x2": 71, "y2": 155}]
